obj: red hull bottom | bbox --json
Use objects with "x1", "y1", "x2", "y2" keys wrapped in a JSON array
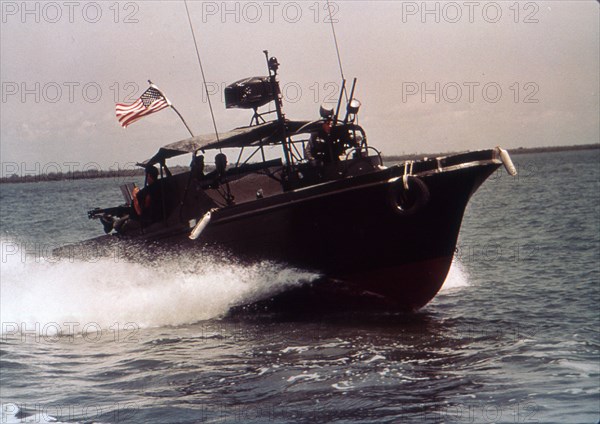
[
  {"x1": 339, "y1": 255, "x2": 453, "y2": 311},
  {"x1": 230, "y1": 255, "x2": 453, "y2": 315}
]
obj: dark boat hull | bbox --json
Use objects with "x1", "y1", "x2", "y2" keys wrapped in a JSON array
[
  {"x1": 71, "y1": 149, "x2": 509, "y2": 312},
  {"x1": 155, "y1": 155, "x2": 498, "y2": 311}
]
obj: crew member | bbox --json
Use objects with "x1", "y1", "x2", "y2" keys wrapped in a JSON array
[
  {"x1": 305, "y1": 113, "x2": 334, "y2": 165},
  {"x1": 132, "y1": 165, "x2": 161, "y2": 221},
  {"x1": 191, "y1": 153, "x2": 205, "y2": 179},
  {"x1": 98, "y1": 165, "x2": 161, "y2": 234}
]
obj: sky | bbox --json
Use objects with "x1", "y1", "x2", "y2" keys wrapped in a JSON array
[{"x1": 1, "y1": 0, "x2": 598, "y2": 173}]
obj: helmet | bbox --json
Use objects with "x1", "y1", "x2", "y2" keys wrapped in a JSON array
[
  {"x1": 145, "y1": 165, "x2": 159, "y2": 179},
  {"x1": 319, "y1": 104, "x2": 334, "y2": 119}
]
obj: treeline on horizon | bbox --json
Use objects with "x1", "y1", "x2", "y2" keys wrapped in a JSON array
[
  {"x1": 1, "y1": 143, "x2": 598, "y2": 184},
  {"x1": 0, "y1": 168, "x2": 144, "y2": 184},
  {"x1": 0, "y1": 165, "x2": 192, "y2": 184},
  {"x1": 381, "y1": 143, "x2": 599, "y2": 163}
]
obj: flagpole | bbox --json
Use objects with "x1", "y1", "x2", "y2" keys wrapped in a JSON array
[
  {"x1": 170, "y1": 105, "x2": 195, "y2": 137},
  {"x1": 148, "y1": 80, "x2": 195, "y2": 137}
]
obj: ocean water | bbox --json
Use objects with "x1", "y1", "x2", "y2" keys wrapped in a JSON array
[{"x1": 0, "y1": 150, "x2": 598, "y2": 424}]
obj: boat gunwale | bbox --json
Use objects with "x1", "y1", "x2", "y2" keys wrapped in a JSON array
[
  {"x1": 118, "y1": 148, "x2": 505, "y2": 241},
  {"x1": 202, "y1": 149, "x2": 504, "y2": 226}
]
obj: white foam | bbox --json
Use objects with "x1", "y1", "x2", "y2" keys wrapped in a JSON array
[
  {"x1": 440, "y1": 259, "x2": 470, "y2": 291},
  {"x1": 0, "y1": 240, "x2": 318, "y2": 334},
  {"x1": 1, "y1": 238, "x2": 472, "y2": 334},
  {"x1": 286, "y1": 373, "x2": 321, "y2": 383},
  {"x1": 365, "y1": 354, "x2": 386, "y2": 363},
  {"x1": 281, "y1": 346, "x2": 310, "y2": 354},
  {"x1": 331, "y1": 381, "x2": 355, "y2": 390}
]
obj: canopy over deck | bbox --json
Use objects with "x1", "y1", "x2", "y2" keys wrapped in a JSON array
[{"x1": 140, "y1": 120, "x2": 321, "y2": 166}]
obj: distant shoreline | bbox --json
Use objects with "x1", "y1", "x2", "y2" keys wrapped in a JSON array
[
  {"x1": 1, "y1": 143, "x2": 598, "y2": 184},
  {"x1": 383, "y1": 143, "x2": 599, "y2": 162},
  {"x1": 505, "y1": 143, "x2": 600, "y2": 155}
]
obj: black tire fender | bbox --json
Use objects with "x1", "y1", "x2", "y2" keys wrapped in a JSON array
[{"x1": 388, "y1": 176, "x2": 430, "y2": 216}]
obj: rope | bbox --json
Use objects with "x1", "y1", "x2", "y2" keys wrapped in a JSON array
[{"x1": 403, "y1": 161, "x2": 414, "y2": 189}]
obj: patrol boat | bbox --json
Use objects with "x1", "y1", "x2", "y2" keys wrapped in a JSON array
[{"x1": 86, "y1": 54, "x2": 517, "y2": 312}]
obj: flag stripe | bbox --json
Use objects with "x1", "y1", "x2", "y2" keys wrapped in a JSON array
[
  {"x1": 119, "y1": 100, "x2": 169, "y2": 127},
  {"x1": 121, "y1": 100, "x2": 168, "y2": 126},
  {"x1": 115, "y1": 86, "x2": 170, "y2": 128}
]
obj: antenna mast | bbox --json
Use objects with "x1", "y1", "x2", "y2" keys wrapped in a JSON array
[
  {"x1": 184, "y1": 0, "x2": 220, "y2": 144},
  {"x1": 326, "y1": 0, "x2": 347, "y2": 103},
  {"x1": 263, "y1": 50, "x2": 292, "y2": 169}
]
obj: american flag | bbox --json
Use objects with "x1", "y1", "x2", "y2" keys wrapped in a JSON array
[{"x1": 115, "y1": 85, "x2": 170, "y2": 128}]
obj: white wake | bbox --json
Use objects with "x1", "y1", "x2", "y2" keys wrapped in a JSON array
[{"x1": 0, "y1": 239, "x2": 318, "y2": 334}]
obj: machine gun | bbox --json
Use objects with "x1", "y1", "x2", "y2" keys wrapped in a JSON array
[
  {"x1": 87, "y1": 206, "x2": 130, "y2": 220},
  {"x1": 88, "y1": 183, "x2": 137, "y2": 220}
]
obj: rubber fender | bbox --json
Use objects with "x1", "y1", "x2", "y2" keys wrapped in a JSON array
[{"x1": 388, "y1": 176, "x2": 430, "y2": 217}]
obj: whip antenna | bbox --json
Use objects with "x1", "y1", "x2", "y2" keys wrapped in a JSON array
[
  {"x1": 326, "y1": 0, "x2": 347, "y2": 102},
  {"x1": 184, "y1": 0, "x2": 220, "y2": 143}
]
